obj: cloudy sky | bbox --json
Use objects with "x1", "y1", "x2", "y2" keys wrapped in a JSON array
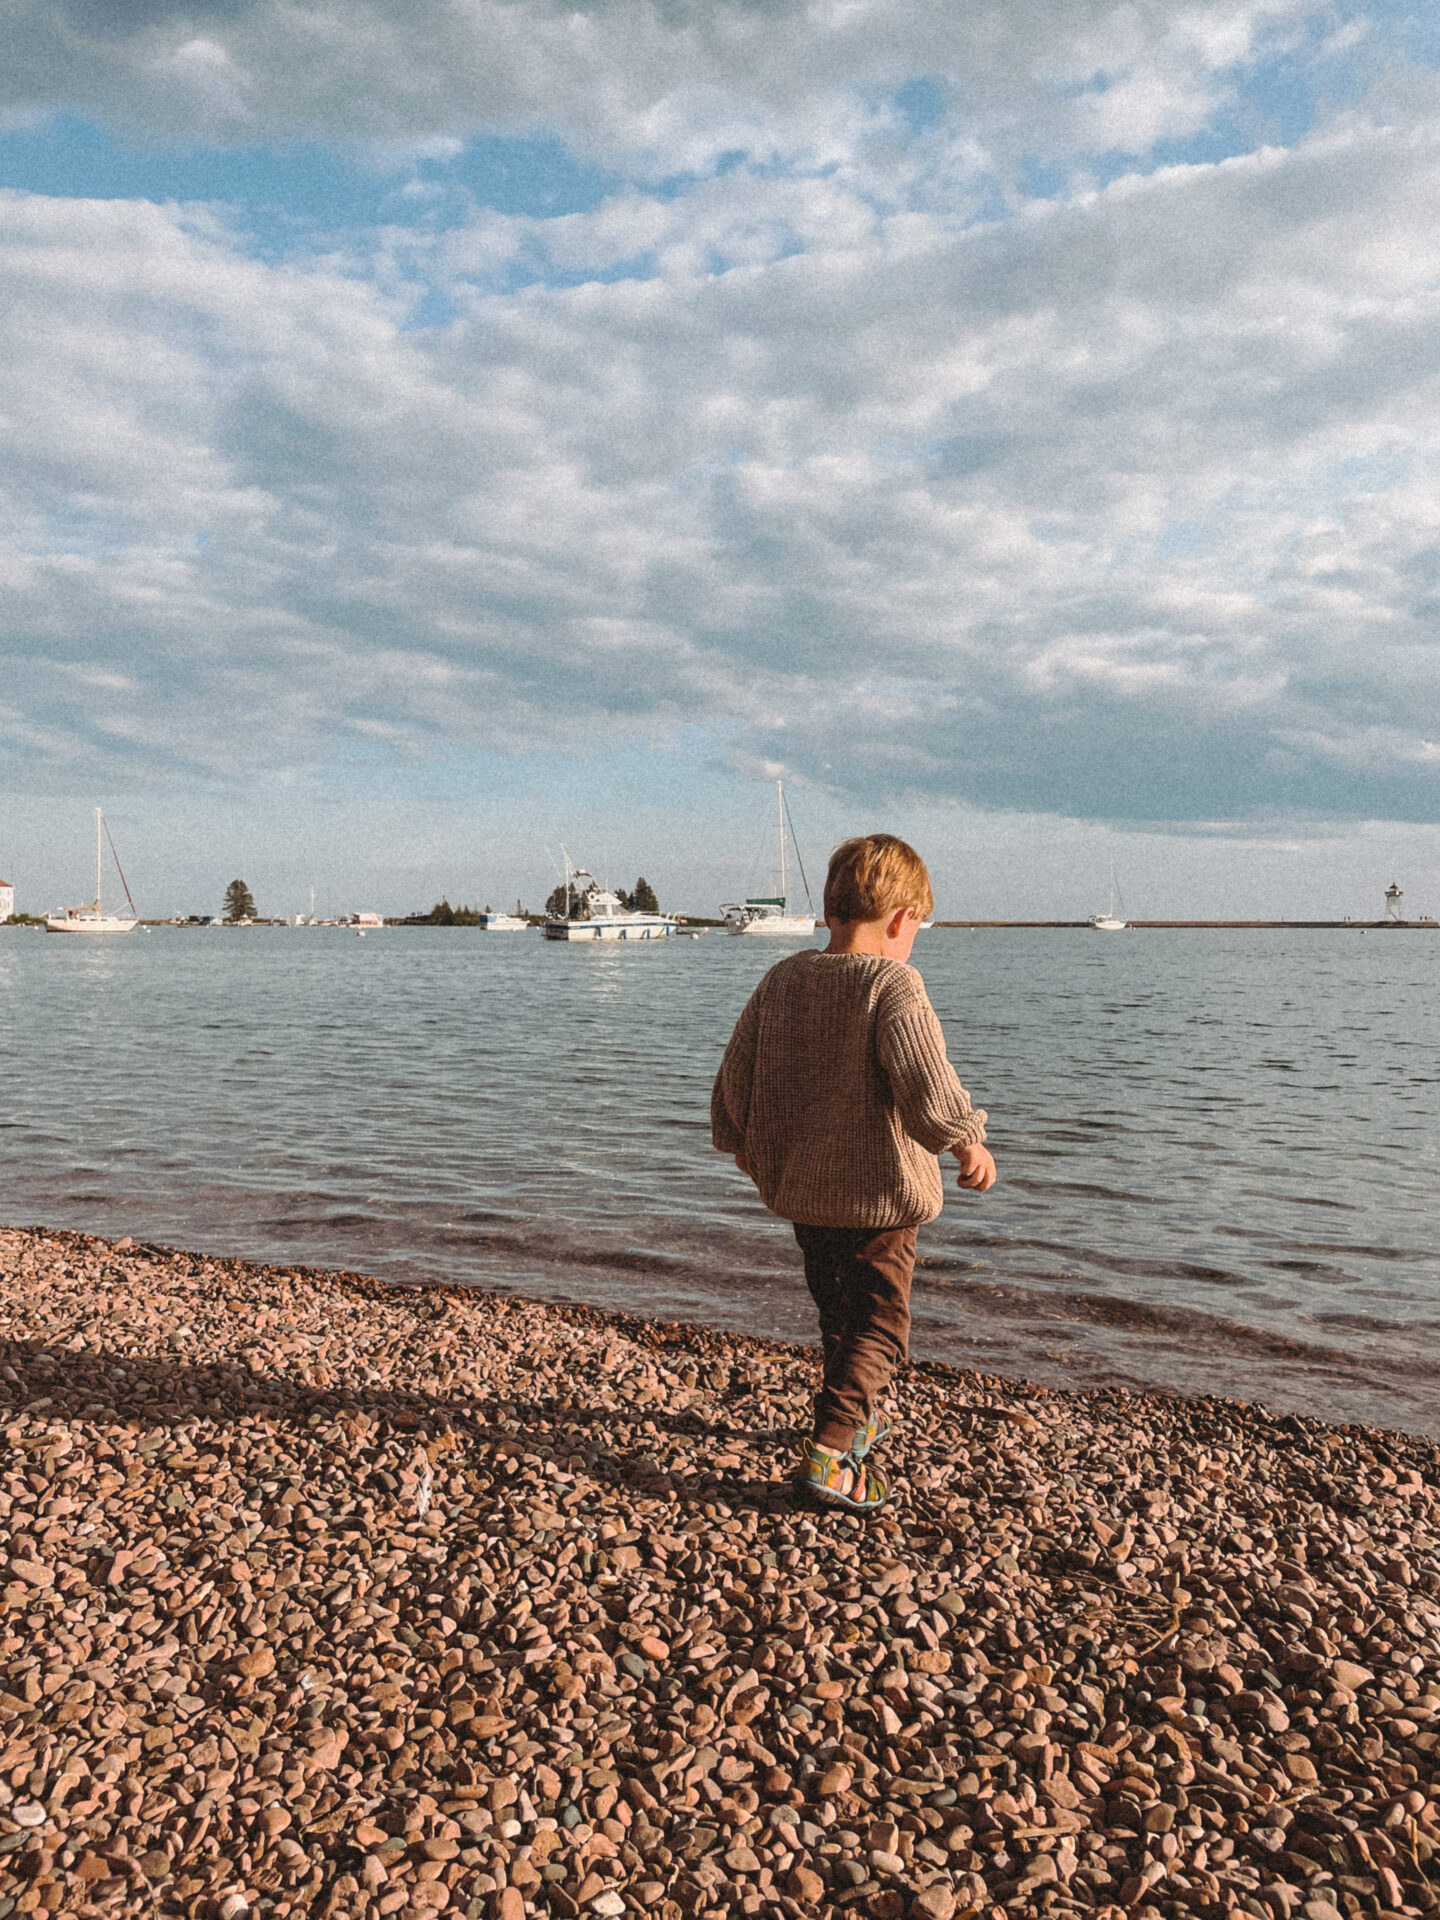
[{"x1": 3, "y1": 0, "x2": 1440, "y2": 918}]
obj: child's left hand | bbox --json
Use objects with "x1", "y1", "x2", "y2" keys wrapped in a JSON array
[{"x1": 955, "y1": 1143, "x2": 997, "y2": 1190}]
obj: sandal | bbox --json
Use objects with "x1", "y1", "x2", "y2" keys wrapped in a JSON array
[
  {"x1": 851, "y1": 1410, "x2": 892, "y2": 1459},
  {"x1": 793, "y1": 1438, "x2": 890, "y2": 1514}
]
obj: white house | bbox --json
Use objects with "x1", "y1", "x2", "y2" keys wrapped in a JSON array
[{"x1": 0, "y1": 881, "x2": 13, "y2": 923}]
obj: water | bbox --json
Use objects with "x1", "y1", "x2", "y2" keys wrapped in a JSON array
[{"x1": 2, "y1": 924, "x2": 1437, "y2": 1434}]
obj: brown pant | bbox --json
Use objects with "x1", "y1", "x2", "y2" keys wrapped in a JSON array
[{"x1": 792, "y1": 1223, "x2": 916, "y2": 1451}]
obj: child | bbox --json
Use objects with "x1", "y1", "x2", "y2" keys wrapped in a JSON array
[{"x1": 711, "y1": 833, "x2": 995, "y2": 1512}]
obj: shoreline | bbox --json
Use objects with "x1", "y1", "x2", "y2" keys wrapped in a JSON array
[{"x1": 2, "y1": 1224, "x2": 1438, "y2": 1920}]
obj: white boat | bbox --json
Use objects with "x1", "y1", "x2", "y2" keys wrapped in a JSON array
[
  {"x1": 544, "y1": 857, "x2": 678, "y2": 941},
  {"x1": 1091, "y1": 862, "x2": 1127, "y2": 932},
  {"x1": 478, "y1": 910, "x2": 528, "y2": 931},
  {"x1": 722, "y1": 780, "x2": 817, "y2": 936},
  {"x1": 46, "y1": 809, "x2": 139, "y2": 935}
]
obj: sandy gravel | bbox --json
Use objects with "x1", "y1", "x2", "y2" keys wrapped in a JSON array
[{"x1": 1, "y1": 1225, "x2": 1437, "y2": 1920}]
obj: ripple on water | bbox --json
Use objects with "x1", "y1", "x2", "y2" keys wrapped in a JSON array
[{"x1": 1, "y1": 923, "x2": 1437, "y2": 1432}]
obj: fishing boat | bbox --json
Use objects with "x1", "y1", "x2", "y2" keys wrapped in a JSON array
[
  {"x1": 721, "y1": 780, "x2": 817, "y2": 936},
  {"x1": 46, "y1": 809, "x2": 139, "y2": 935},
  {"x1": 543, "y1": 856, "x2": 678, "y2": 941},
  {"x1": 1091, "y1": 862, "x2": 1127, "y2": 932}
]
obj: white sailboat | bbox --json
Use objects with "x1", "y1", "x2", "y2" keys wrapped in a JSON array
[
  {"x1": 1091, "y1": 861, "x2": 1127, "y2": 932},
  {"x1": 46, "y1": 809, "x2": 139, "y2": 935},
  {"x1": 722, "y1": 780, "x2": 817, "y2": 936},
  {"x1": 543, "y1": 853, "x2": 678, "y2": 941}
]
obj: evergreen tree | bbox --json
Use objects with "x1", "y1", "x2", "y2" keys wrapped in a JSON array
[
  {"x1": 631, "y1": 877, "x2": 659, "y2": 914},
  {"x1": 223, "y1": 879, "x2": 256, "y2": 923}
]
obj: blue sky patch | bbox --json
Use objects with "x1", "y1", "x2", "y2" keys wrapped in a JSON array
[{"x1": 0, "y1": 115, "x2": 618, "y2": 247}]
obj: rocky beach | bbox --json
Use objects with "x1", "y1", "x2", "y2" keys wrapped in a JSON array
[{"x1": 1, "y1": 1225, "x2": 1437, "y2": 1920}]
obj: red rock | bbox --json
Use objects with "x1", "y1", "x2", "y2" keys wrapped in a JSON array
[
  {"x1": 784, "y1": 1862, "x2": 823, "y2": 1901},
  {"x1": 7, "y1": 1558, "x2": 54, "y2": 1589},
  {"x1": 1333, "y1": 1659, "x2": 1374, "y2": 1691}
]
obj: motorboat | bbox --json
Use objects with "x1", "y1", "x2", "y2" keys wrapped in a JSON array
[{"x1": 544, "y1": 857, "x2": 678, "y2": 941}]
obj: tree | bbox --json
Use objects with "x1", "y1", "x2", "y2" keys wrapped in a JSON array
[
  {"x1": 223, "y1": 879, "x2": 256, "y2": 923},
  {"x1": 631, "y1": 876, "x2": 659, "y2": 914}
]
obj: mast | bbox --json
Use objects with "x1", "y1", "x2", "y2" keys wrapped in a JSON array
[
  {"x1": 777, "y1": 780, "x2": 787, "y2": 907},
  {"x1": 95, "y1": 806, "x2": 103, "y2": 917}
]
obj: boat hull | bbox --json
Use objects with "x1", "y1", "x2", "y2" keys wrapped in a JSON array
[
  {"x1": 1090, "y1": 916, "x2": 1126, "y2": 932},
  {"x1": 45, "y1": 916, "x2": 138, "y2": 935},
  {"x1": 543, "y1": 919, "x2": 677, "y2": 941},
  {"x1": 724, "y1": 916, "x2": 816, "y2": 936}
]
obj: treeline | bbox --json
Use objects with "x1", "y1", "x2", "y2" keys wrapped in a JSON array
[{"x1": 427, "y1": 899, "x2": 482, "y2": 925}]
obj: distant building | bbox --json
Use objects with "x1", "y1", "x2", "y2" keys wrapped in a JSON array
[
  {"x1": 0, "y1": 881, "x2": 12, "y2": 923},
  {"x1": 1385, "y1": 883, "x2": 1404, "y2": 923},
  {"x1": 352, "y1": 911, "x2": 384, "y2": 929}
]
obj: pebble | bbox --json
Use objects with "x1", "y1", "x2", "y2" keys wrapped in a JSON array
[{"x1": 0, "y1": 1222, "x2": 1438, "y2": 1920}]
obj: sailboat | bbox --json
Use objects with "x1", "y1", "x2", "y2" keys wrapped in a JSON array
[
  {"x1": 46, "y1": 808, "x2": 139, "y2": 934},
  {"x1": 721, "y1": 780, "x2": 817, "y2": 936},
  {"x1": 1091, "y1": 861, "x2": 1127, "y2": 932}
]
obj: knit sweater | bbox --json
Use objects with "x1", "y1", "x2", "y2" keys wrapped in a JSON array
[{"x1": 710, "y1": 950, "x2": 988, "y2": 1229}]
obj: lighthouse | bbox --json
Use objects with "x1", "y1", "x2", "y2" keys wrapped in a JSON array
[{"x1": 1384, "y1": 883, "x2": 1404, "y2": 924}]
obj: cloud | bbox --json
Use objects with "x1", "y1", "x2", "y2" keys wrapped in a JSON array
[
  {"x1": 3, "y1": 7, "x2": 1440, "y2": 829},
  {"x1": 0, "y1": 0, "x2": 1323, "y2": 179}
]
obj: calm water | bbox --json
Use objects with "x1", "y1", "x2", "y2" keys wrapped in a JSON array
[{"x1": 2, "y1": 925, "x2": 1437, "y2": 1434}]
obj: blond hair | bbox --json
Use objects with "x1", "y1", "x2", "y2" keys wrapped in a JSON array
[{"x1": 823, "y1": 834, "x2": 934, "y2": 924}]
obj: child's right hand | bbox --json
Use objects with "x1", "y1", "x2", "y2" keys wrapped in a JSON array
[{"x1": 955, "y1": 1143, "x2": 997, "y2": 1191}]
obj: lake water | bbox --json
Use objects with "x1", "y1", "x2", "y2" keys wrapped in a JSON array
[{"x1": 2, "y1": 924, "x2": 1437, "y2": 1435}]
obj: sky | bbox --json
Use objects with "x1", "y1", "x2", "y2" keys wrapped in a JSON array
[{"x1": 3, "y1": 0, "x2": 1440, "y2": 920}]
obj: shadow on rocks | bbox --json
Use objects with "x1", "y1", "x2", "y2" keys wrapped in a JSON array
[{"x1": 3, "y1": 1337, "x2": 812, "y2": 1520}]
